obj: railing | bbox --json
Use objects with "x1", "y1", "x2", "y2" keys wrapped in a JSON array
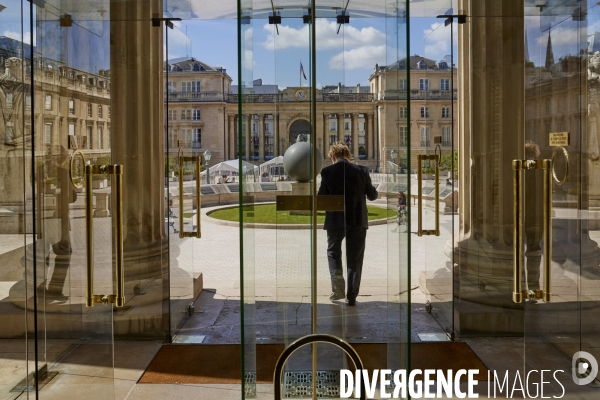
[
  {"x1": 382, "y1": 88, "x2": 458, "y2": 100},
  {"x1": 166, "y1": 91, "x2": 225, "y2": 102},
  {"x1": 227, "y1": 92, "x2": 375, "y2": 103}
]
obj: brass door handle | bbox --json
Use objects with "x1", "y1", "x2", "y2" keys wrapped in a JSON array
[
  {"x1": 85, "y1": 163, "x2": 125, "y2": 308},
  {"x1": 417, "y1": 154, "x2": 440, "y2": 236},
  {"x1": 178, "y1": 156, "x2": 201, "y2": 238},
  {"x1": 512, "y1": 159, "x2": 552, "y2": 303}
]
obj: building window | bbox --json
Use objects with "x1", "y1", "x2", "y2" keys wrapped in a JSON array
[
  {"x1": 345, "y1": 122, "x2": 350, "y2": 131},
  {"x1": 330, "y1": 134, "x2": 337, "y2": 145},
  {"x1": 546, "y1": 99, "x2": 551, "y2": 115},
  {"x1": 192, "y1": 109, "x2": 201, "y2": 121},
  {"x1": 181, "y1": 110, "x2": 191, "y2": 120},
  {"x1": 98, "y1": 105, "x2": 103, "y2": 118},
  {"x1": 265, "y1": 122, "x2": 271, "y2": 134},
  {"x1": 359, "y1": 122, "x2": 365, "y2": 132},
  {"x1": 442, "y1": 107, "x2": 451, "y2": 118},
  {"x1": 399, "y1": 79, "x2": 408, "y2": 90},
  {"x1": 420, "y1": 127, "x2": 430, "y2": 147},
  {"x1": 86, "y1": 127, "x2": 92, "y2": 149},
  {"x1": 45, "y1": 123, "x2": 52, "y2": 144},
  {"x1": 442, "y1": 126, "x2": 452, "y2": 146},
  {"x1": 108, "y1": 107, "x2": 111, "y2": 118},
  {"x1": 45, "y1": 95, "x2": 52, "y2": 110},
  {"x1": 181, "y1": 81, "x2": 201, "y2": 93},
  {"x1": 330, "y1": 121, "x2": 337, "y2": 131},
  {"x1": 168, "y1": 109, "x2": 176, "y2": 121},
  {"x1": 69, "y1": 99, "x2": 74, "y2": 114},
  {"x1": 98, "y1": 127, "x2": 103, "y2": 149},
  {"x1": 87, "y1": 103, "x2": 92, "y2": 117},
  {"x1": 181, "y1": 128, "x2": 192, "y2": 147},
  {"x1": 419, "y1": 79, "x2": 429, "y2": 91},
  {"x1": 69, "y1": 123, "x2": 75, "y2": 137},
  {"x1": 420, "y1": 107, "x2": 429, "y2": 119},
  {"x1": 192, "y1": 128, "x2": 202, "y2": 148},
  {"x1": 167, "y1": 81, "x2": 176, "y2": 92},
  {"x1": 399, "y1": 106, "x2": 407, "y2": 119},
  {"x1": 440, "y1": 79, "x2": 450, "y2": 91},
  {"x1": 168, "y1": 128, "x2": 175, "y2": 148},
  {"x1": 399, "y1": 126, "x2": 407, "y2": 146}
]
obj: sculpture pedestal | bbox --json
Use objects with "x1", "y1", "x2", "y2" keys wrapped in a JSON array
[{"x1": 290, "y1": 182, "x2": 311, "y2": 215}]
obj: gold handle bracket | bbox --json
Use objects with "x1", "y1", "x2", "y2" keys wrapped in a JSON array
[
  {"x1": 178, "y1": 155, "x2": 202, "y2": 238},
  {"x1": 86, "y1": 163, "x2": 125, "y2": 308},
  {"x1": 417, "y1": 154, "x2": 440, "y2": 236},
  {"x1": 512, "y1": 159, "x2": 552, "y2": 303}
]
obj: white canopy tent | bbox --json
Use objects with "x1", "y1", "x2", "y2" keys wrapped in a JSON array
[
  {"x1": 199, "y1": 159, "x2": 259, "y2": 182},
  {"x1": 259, "y1": 156, "x2": 284, "y2": 176}
]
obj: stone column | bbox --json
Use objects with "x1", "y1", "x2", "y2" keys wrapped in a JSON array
[
  {"x1": 231, "y1": 114, "x2": 238, "y2": 159},
  {"x1": 259, "y1": 114, "x2": 265, "y2": 160},
  {"x1": 109, "y1": 0, "x2": 168, "y2": 336},
  {"x1": 351, "y1": 113, "x2": 359, "y2": 159},
  {"x1": 274, "y1": 112, "x2": 280, "y2": 157},
  {"x1": 454, "y1": 1, "x2": 526, "y2": 307},
  {"x1": 322, "y1": 112, "x2": 328, "y2": 158},
  {"x1": 245, "y1": 114, "x2": 251, "y2": 160},
  {"x1": 337, "y1": 113, "x2": 344, "y2": 143},
  {"x1": 368, "y1": 112, "x2": 375, "y2": 160}
]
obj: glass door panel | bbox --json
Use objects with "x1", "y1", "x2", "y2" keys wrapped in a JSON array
[
  {"x1": 164, "y1": 25, "x2": 201, "y2": 341},
  {"x1": 240, "y1": 1, "x2": 411, "y2": 398},
  {"x1": 522, "y1": 2, "x2": 587, "y2": 395},
  {"x1": 418, "y1": 18, "x2": 456, "y2": 338},
  {"x1": 0, "y1": 0, "x2": 35, "y2": 396},
  {"x1": 33, "y1": 2, "x2": 116, "y2": 397}
]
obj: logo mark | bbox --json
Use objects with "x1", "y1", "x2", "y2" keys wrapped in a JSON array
[{"x1": 572, "y1": 351, "x2": 598, "y2": 386}]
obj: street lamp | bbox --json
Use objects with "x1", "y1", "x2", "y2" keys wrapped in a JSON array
[
  {"x1": 203, "y1": 149, "x2": 211, "y2": 184},
  {"x1": 391, "y1": 148, "x2": 398, "y2": 183}
]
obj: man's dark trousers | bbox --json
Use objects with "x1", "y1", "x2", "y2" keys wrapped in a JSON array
[{"x1": 326, "y1": 226, "x2": 367, "y2": 302}]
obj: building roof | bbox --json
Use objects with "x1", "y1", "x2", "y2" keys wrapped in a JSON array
[
  {"x1": 165, "y1": 57, "x2": 226, "y2": 73},
  {"x1": 383, "y1": 55, "x2": 453, "y2": 72}
]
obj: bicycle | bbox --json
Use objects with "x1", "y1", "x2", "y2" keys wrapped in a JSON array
[{"x1": 395, "y1": 207, "x2": 408, "y2": 232}]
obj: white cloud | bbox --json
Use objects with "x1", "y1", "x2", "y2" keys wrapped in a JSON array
[
  {"x1": 3, "y1": 30, "x2": 35, "y2": 46},
  {"x1": 261, "y1": 20, "x2": 385, "y2": 51},
  {"x1": 329, "y1": 45, "x2": 386, "y2": 70},
  {"x1": 535, "y1": 26, "x2": 580, "y2": 48},
  {"x1": 422, "y1": 22, "x2": 457, "y2": 61}
]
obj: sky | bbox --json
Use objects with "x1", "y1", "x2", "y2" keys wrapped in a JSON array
[
  {"x1": 3, "y1": 1, "x2": 600, "y2": 86},
  {"x1": 167, "y1": 16, "x2": 459, "y2": 89}
]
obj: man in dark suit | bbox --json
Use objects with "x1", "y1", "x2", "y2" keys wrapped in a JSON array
[{"x1": 318, "y1": 142, "x2": 378, "y2": 306}]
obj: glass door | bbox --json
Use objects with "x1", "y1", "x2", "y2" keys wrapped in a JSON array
[
  {"x1": 240, "y1": 1, "x2": 411, "y2": 398},
  {"x1": 164, "y1": 24, "x2": 202, "y2": 342},
  {"x1": 31, "y1": 2, "x2": 117, "y2": 398},
  {"x1": 0, "y1": 0, "x2": 36, "y2": 397},
  {"x1": 417, "y1": 15, "x2": 456, "y2": 339}
]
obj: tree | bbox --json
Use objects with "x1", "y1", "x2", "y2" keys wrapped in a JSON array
[{"x1": 439, "y1": 149, "x2": 458, "y2": 177}]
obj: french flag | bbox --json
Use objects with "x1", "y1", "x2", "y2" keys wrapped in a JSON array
[{"x1": 300, "y1": 62, "x2": 307, "y2": 80}]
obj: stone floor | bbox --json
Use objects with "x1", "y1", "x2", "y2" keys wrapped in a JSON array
[{"x1": 3, "y1": 193, "x2": 600, "y2": 398}]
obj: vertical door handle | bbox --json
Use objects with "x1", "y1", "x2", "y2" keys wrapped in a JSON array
[
  {"x1": 85, "y1": 163, "x2": 125, "y2": 308},
  {"x1": 178, "y1": 155, "x2": 201, "y2": 238},
  {"x1": 512, "y1": 159, "x2": 552, "y2": 303},
  {"x1": 417, "y1": 154, "x2": 440, "y2": 236}
]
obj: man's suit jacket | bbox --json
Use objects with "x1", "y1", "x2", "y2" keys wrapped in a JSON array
[{"x1": 318, "y1": 158, "x2": 378, "y2": 230}]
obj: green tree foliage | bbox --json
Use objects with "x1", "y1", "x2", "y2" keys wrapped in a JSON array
[{"x1": 439, "y1": 149, "x2": 458, "y2": 177}]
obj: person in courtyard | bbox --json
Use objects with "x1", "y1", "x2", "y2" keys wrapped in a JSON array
[{"x1": 318, "y1": 142, "x2": 378, "y2": 306}]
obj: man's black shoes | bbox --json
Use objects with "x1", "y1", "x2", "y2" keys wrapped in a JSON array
[
  {"x1": 346, "y1": 299, "x2": 356, "y2": 306},
  {"x1": 329, "y1": 291, "x2": 345, "y2": 301}
]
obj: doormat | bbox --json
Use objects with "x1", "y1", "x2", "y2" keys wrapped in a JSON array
[
  {"x1": 351, "y1": 342, "x2": 488, "y2": 381},
  {"x1": 138, "y1": 342, "x2": 487, "y2": 384},
  {"x1": 138, "y1": 344, "x2": 284, "y2": 384}
]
